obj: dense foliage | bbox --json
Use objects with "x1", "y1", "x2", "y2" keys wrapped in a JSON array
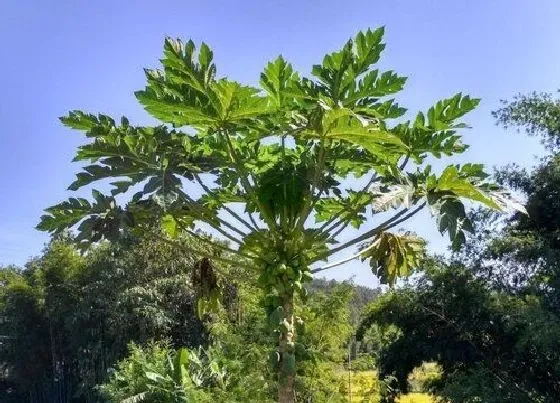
[
  {"x1": 6, "y1": 30, "x2": 559, "y2": 403},
  {"x1": 458, "y1": 92, "x2": 560, "y2": 314},
  {"x1": 355, "y1": 91, "x2": 560, "y2": 402},
  {"x1": 99, "y1": 343, "x2": 220, "y2": 402},
  {"x1": 0, "y1": 233, "x2": 211, "y2": 402},
  {"x1": 493, "y1": 91, "x2": 560, "y2": 152},
  {"x1": 35, "y1": 28, "x2": 518, "y2": 401},
  {"x1": 358, "y1": 263, "x2": 560, "y2": 402},
  {"x1": 1, "y1": 234, "x2": 376, "y2": 402}
]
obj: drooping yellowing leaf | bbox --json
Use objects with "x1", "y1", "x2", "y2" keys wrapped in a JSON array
[
  {"x1": 161, "y1": 213, "x2": 178, "y2": 238},
  {"x1": 361, "y1": 232, "x2": 426, "y2": 286}
]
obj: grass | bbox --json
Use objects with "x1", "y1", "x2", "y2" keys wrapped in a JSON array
[
  {"x1": 396, "y1": 393, "x2": 434, "y2": 403},
  {"x1": 339, "y1": 365, "x2": 438, "y2": 402}
]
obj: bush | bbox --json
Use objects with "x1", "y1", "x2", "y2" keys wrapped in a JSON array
[
  {"x1": 407, "y1": 363, "x2": 441, "y2": 393},
  {"x1": 100, "y1": 340, "x2": 276, "y2": 403},
  {"x1": 100, "y1": 342, "x2": 216, "y2": 402},
  {"x1": 351, "y1": 354, "x2": 377, "y2": 371}
]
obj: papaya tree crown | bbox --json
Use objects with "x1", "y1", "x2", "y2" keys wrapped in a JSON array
[{"x1": 38, "y1": 27, "x2": 524, "y2": 286}]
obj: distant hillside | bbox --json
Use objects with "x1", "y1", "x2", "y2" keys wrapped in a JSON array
[{"x1": 309, "y1": 277, "x2": 381, "y2": 325}]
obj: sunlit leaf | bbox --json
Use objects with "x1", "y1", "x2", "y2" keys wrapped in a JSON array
[
  {"x1": 371, "y1": 183, "x2": 416, "y2": 212},
  {"x1": 361, "y1": 232, "x2": 426, "y2": 285},
  {"x1": 161, "y1": 214, "x2": 178, "y2": 238},
  {"x1": 260, "y1": 56, "x2": 302, "y2": 108},
  {"x1": 435, "y1": 165, "x2": 500, "y2": 209}
]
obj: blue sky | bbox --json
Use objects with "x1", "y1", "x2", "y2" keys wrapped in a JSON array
[{"x1": 1, "y1": 1, "x2": 559, "y2": 285}]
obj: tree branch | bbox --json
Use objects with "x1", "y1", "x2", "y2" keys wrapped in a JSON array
[
  {"x1": 247, "y1": 211, "x2": 261, "y2": 230},
  {"x1": 220, "y1": 130, "x2": 279, "y2": 232},
  {"x1": 320, "y1": 155, "x2": 410, "y2": 238},
  {"x1": 179, "y1": 192, "x2": 244, "y2": 245},
  {"x1": 181, "y1": 226, "x2": 254, "y2": 261},
  {"x1": 316, "y1": 202, "x2": 426, "y2": 261},
  {"x1": 194, "y1": 174, "x2": 258, "y2": 232},
  {"x1": 319, "y1": 172, "x2": 378, "y2": 235},
  {"x1": 296, "y1": 138, "x2": 327, "y2": 232},
  {"x1": 153, "y1": 233, "x2": 255, "y2": 272},
  {"x1": 310, "y1": 239, "x2": 378, "y2": 274},
  {"x1": 399, "y1": 153, "x2": 410, "y2": 170}
]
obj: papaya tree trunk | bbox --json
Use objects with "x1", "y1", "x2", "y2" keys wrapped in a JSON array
[{"x1": 278, "y1": 293, "x2": 295, "y2": 403}]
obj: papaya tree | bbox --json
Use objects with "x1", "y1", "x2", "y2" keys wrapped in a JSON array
[{"x1": 38, "y1": 28, "x2": 523, "y2": 402}]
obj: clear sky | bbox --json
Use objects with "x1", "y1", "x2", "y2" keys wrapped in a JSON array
[{"x1": 1, "y1": 1, "x2": 559, "y2": 286}]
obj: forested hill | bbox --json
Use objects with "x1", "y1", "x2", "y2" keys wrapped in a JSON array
[{"x1": 309, "y1": 277, "x2": 381, "y2": 324}]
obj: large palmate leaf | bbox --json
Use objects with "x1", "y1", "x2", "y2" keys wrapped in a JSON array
[
  {"x1": 431, "y1": 163, "x2": 525, "y2": 214},
  {"x1": 135, "y1": 38, "x2": 219, "y2": 127},
  {"x1": 312, "y1": 28, "x2": 386, "y2": 103},
  {"x1": 419, "y1": 164, "x2": 525, "y2": 249},
  {"x1": 298, "y1": 107, "x2": 408, "y2": 162},
  {"x1": 314, "y1": 191, "x2": 372, "y2": 229},
  {"x1": 136, "y1": 38, "x2": 271, "y2": 130},
  {"x1": 212, "y1": 80, "x2": 271, "y2": 124},
  {"x1": 387, "y1": 163, "x2": 526, "y2": 250},
  {"x1": 260, "y1": 56, "x2": 303, "y2": 108},
  {"x1": 326, "y1": 117, "x2": 407, "y2": 154},
  {"x1": 428, "y1": 93, "x2": 480, "y2": 129},
  {"x1": 37, "y1": 196, "x2": 97, "y2": 232},
  {"x1": 433, "y1": 164, "x2": 500, "y2": 209},
  {"x1": 161, "y1": 38, "x2": 216, "y2": 92},
  {"x1": 393, "y1": 124, "x2": 467, "y2": 163},
  {"x1": 352, "y1": 27, "x2": 386, "y2": 74},
  {"x1": 136, "y1": 73, "x2": 218, "y2": 127},
  {"x1": 361, "y1": 231, "x2": 426, "y2": 285},
  {"x1": 37, "y1": 190, "x2": 131, "y2": 248},
  {"x1": 392, "y1": 93, "x2": 479, "y2": 162},
  {"x1": 345, "y1": 70, "x2": 407, "y2": 106},
  {"x1": 330, "y1": 142, "x2": 398, "y2": 178},
  {"x1": 370, "y1": 183, "x2": 416, "y2": 212},
  {"x1": 61, "y1": 112, "x2": 222, "y2": 200}
]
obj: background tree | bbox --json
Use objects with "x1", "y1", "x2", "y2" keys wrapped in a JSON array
[
  {"x1": 353, "y1": 91, "x2": 560, "y2": 402},
  {"x1": 0, "y1": 233, "x2": 215, "y2": 402},
  {"x1": 0, "y1": 266, "x2": 52, "y2": 402},
  {"x1": 37, "y1": 28, "x2": 521, "y2": 402},
  {"x1": 308, "y1": 277, "x2": 380, "y2": 326},
  {"x1": 357, "y1": 261, "x2": 560, "y2": 402},
  {"x1": 459, "y1": 91, "x2": 560, "y2": 312},
  {"x1": 2, "y1": 235, "x2": 383, "y2": 401},
  {"x1": 295, "y1": 282, "x2": 354, "y2": 402},
  {"x1": 493, "y1": 91, "x2": 560, "y2": 153}
]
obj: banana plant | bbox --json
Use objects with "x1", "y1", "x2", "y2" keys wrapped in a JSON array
[
  {"x1": 38, "y1": 28, "x2": 524, "y2": 402},
  {"x1": 117, "y1": 347, "x2": 224, "y2": 403}
]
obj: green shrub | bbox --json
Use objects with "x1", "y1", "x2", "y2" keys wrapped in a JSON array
[
  {"x1": 100, "y1": 341, "x2": 275, "y2": 403},
  {"x1": 100, "y1": 342, "x2": 216, "y2": 402},
  {"x1": 407, "y1": 363, "x2": 441, "y2": 393},
  {"x1": 351, "y1": 354, "x2": 377, "y2": 371}
]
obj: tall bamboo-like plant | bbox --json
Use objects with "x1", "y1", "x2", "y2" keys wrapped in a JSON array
[{"x1": 38, "y1": 28, "x2": 523, "y2": 402}]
